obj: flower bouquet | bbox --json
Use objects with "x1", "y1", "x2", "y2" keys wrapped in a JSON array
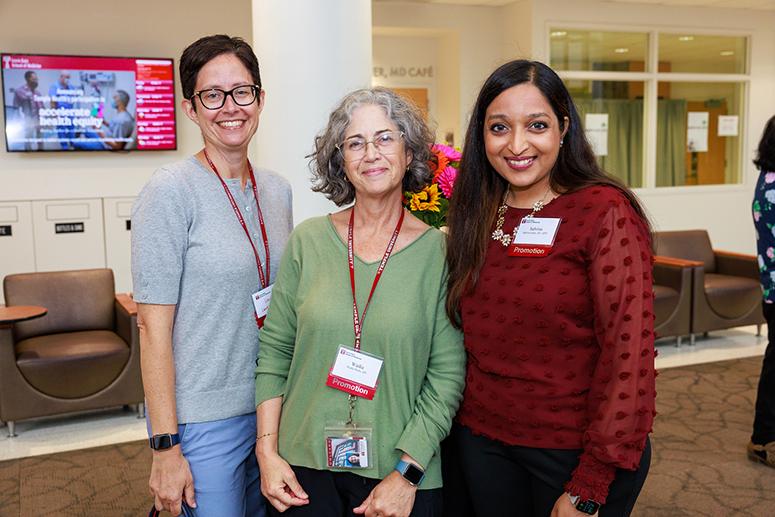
[{"x1": 404, "y1": 144, "x2": 460, "y2": 229}]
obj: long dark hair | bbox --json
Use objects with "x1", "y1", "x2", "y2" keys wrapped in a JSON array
[
  {"x1": 445, "y1": 59, "x2": 652, "y2": 327},
  {"x1": 755, "y1": 115, "x2": 775, "y2": 172}
]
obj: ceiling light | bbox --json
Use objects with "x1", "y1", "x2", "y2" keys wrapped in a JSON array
[
  {"x1": 551, "y1": 31, "x2": 568, "y2": 37},
  {"x1": 614, "y1": 48, "x2": 629, "y2": 53},
  {"x1": 678, "y1": 36, "x2": 694, "y2": 41},
  {"x1": 720, "y1": 51, "x2": 734, "y2": 56}
]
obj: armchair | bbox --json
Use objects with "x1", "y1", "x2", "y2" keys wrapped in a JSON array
[
  {"x1": 653, "y1": 230, "x2": 765, "y2": 345},
  {"x1": 652, "y1": 255, "x2": 699, "y2": 346},
  {"x1": 0, "y1": 269, "x2": 144, "y2": 436}
]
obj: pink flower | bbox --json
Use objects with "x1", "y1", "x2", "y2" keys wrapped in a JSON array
[
  {"x1": 767, "y1": 247, "x2": 775, "y2": 259},
  {"x1": 437, "y1": 165, "x2": 457, "y2": 198},
  {"x1": 766, "y1": 172, "x2": 775, "y2": 183},
  {"x1": 755, "y1": 211, "x2": 761, "y2": 222},
  {"x1": 433, "y1": 144, "x2": 461, "y2": 162}
]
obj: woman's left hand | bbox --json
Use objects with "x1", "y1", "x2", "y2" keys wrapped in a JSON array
[
  {"x1": 550, "y1": 493, "x2": 599, "y2": 517},
  {"x1": 353, "y1": 470, "x2": 417, "y2": 517}
]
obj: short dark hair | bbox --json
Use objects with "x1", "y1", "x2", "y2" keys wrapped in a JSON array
[
  {"x1": 309, "y1": 87, "x2": 437, "y2": 206},
  {"x1": 755, "y1": 114, "x2": 775, "y2": 172},
  {"x1": 24, "y1": 71, "x2": 36, "y2": 81},
  {"x1": 179, "y1": 35, "x2": 261, "y2": 111}
]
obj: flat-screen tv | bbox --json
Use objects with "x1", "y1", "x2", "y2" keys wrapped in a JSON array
[{"x1": 2, "y1": 53, "x2": 176, "y2": 152}]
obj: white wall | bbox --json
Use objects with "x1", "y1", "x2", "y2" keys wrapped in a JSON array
[
  {"x1": 373, "y1": 2, "x2": 505, "y2": 139},
  {"x1": 530, "y1": 0, "x2": 775, "y2": 253},
  {"x1": 501, "y1": 0, "x2": 533, "y2": 61},
  {"x1": 252, "y1": 0, "x2": 372, "y2": 226},
  {"x1": 372, "y1": 31, "x2": 462, "y2": 145}
]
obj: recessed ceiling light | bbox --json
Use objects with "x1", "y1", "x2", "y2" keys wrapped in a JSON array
[
  {"x1": 678, "y1": 36, "x2": 694, "y2": 41},
  {"x1": 551, "y1": 31, "x2": 568, "y2": 37},
  {"x1": 614, "y1": 48, "x2": 629, "y2": 53},
  {"x1": 720, "y1": 51, "x2": 734, "y2": 56}
]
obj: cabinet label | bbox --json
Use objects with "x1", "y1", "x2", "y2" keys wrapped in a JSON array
[{"x1": 55, "y1": 222, "x2": 85, "y2": 234}]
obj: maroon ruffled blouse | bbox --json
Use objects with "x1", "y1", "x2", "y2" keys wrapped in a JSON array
[{"x1": 456, "y1": 185, "x2": 657, "y2": 504}]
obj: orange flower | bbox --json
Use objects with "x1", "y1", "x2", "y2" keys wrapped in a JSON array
[{"x1": 430, "y1": 148, "x2": 449, "y2": 179}]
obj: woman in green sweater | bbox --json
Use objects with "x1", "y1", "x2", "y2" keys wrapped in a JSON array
[{"x1": 254, "y1": 87, "x2": 465, "y2": 517}]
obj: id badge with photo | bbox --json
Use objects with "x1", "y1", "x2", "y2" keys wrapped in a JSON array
[
  {"x1": 326, "y1": 345, "x2": 384, "y2": 400},
  {"x1": 324, "y1": 420, "x2": 373, "y2": 469},
  {"x1": 508, "y1": 217, "x2": 562, "y2": 257}
]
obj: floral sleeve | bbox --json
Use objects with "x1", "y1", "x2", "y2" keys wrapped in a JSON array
[{"x1": 754, "y1": 170, "x2": 775, "y2": 301}]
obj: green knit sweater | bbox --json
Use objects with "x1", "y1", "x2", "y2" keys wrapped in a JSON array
[{"x1": 255, "y1": 215, "x2": 465, "y2": 489}]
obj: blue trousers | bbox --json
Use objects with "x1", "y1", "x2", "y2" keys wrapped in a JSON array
[{"x1": 147, "y1": 413, "x2": 266, "y2": 517}]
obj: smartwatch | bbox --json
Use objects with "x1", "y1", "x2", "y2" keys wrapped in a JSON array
[
  {"x1": 568, "y1": 493, "x2": 601, "y2": 515},
  {"x1": 395, "y1": 460, "x2": 425, "y2": 486},
  {"x1": 149, "y1": 432, "x2": 181, "y2": 451}
]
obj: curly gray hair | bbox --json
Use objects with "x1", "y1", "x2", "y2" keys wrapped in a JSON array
[{"x1": 309, "y1": 87, "x2": 437, "y2": 206}]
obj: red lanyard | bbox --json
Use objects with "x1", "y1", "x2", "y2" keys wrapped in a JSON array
[
  {"x1": 204, "y1": 149, "x2": 271, "y2": 289},
  {"x1": 348, "y1": 207, "x2": 404, "y2": 351}
]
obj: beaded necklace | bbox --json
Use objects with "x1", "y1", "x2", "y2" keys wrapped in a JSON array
[{"x1": 491, "y1": 186, "x2": 552, "y2": 246}]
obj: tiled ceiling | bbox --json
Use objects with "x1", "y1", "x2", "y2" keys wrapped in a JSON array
[{"x1": 374, "y1": 0, "x2": 775, "y2": 10}]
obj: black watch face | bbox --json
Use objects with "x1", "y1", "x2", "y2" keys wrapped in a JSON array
[
  {"x1": 575, "y1": 500, "x2": 600, "y2": 515},
  {"x1": 403, "y1": 463, "x2": 424, "y2": 485},
  {"x1": 152, "y1": 434, "x2": 172, "y2": 450}
]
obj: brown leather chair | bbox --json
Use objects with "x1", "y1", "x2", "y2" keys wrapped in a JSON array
[
  {"x1": 652, "y1": 255, "x2": 698, "y2": 346},
  {"x1": 654, "y1": 230, "x2": 765, "y2": 345},
  {"x1": 0, "y1": 269, "x2": 144, "y2": 436}
]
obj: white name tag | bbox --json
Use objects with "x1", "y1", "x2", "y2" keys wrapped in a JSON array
[
  {"x1": 509, "y1": 217, "x2": 561, "y2": 257},
  {"x1": 252, "y1": 285, "x2": 273, "y2": 319},
  {"x1": 326, "y1": 345, "x2": 384, "y2": 399}
]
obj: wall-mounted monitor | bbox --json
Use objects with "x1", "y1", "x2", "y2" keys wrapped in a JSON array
[{"x1": 2, "y1": 53, "x2": 176, "y2": 152}]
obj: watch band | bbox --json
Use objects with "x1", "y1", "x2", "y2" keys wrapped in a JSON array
[
  {"x1": 149, "y1": 432, "x2": 181, "y2": 451},
  {"x1": 568, "y1": 493, "x2": 601, "y2": 515},
  {"x1": 395, "y1": 459, "x2": 425, "y2": 486}
]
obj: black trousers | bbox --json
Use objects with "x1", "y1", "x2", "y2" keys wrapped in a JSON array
[
  {"x1": 267, "y1": 465, "x2": 442, "y2": 517},
  {"x1": 753, "y1": 302, "x2": 775, "y2": 444},
  {"x1": 442, "y1": 423, "x2": 650, "y2": 517}
]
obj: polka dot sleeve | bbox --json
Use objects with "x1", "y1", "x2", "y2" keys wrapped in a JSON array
[{"x1": 564, "y1": 193, "x2": 657, "y2": 503}]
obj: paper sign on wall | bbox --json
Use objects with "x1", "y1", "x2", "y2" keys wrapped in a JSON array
[
  {"x1": 718, "y1": 115, "x2": 739, "y2": 137},
  {"x1": 585, "y1": 113, "x2": 608, "y2": 156},
  {"x1": 687, "y1": 112, "x2": 709, "y2": 152}
]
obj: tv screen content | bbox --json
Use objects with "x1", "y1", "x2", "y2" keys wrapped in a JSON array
[{"x1": 2, "y1": 53, "x2": 177, "y2": 152}]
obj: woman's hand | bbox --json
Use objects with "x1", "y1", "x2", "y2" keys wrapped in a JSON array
[
  {"x1": 149, "y1": 447, "x2": 195, "y2": 516},
  {"x1": 353, "y1": 463, "x2": 418, "y2": 517},
  {"x1": 255, "y1": 397, "x2": 308, "y2": 512},
  {"x1": 550, "y1": 493, "x2": 599, "y2": 517},
  {"x1": 256, "y1": 449, "x2": 309, "y2": 512},
  {"x1": 138, "y1": 303, "x2": 191, "y2": 516}
]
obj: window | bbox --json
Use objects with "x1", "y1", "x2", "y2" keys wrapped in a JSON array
[{"x1": 550, "y1": 29, "x2": 748, "y2": 188}]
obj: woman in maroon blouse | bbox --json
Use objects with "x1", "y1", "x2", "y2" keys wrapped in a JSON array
[{"x1": 444, "y1": 60, "x2": 655, "y2": 517}]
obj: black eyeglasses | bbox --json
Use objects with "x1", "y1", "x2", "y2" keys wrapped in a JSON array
[{"x1": 191, "y1": 84, "x2": 260, "y2": 110}]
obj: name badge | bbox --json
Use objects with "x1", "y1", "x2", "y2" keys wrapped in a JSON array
[
  {"x1": 508, "y1": 217, "x2": 561, "y2": 257},
  {"x1": 326, "y1": 345, "x2": 384, "y2": 400},
  {"x1": 252, "y1": 284, "x2": 273, "y2": 328}
]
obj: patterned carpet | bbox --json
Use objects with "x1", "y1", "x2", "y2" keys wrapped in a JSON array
[
  {"x1": 633, "y1": 355, "x2": 775, "y2": 517},
  {"x1": 0, "y1": 356, "x2": 773, "y2": 516},
  {"x1": 0, "y1": 440, "x2": 152, "y2": 516}
]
